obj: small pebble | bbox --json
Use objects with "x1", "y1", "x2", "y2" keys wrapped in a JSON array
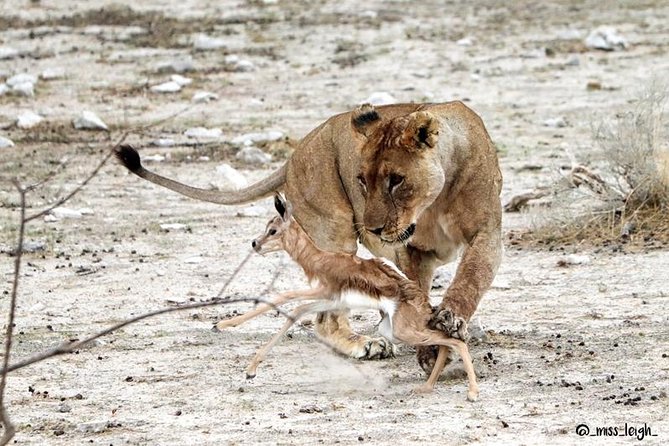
[{"x1": 73, "y1": 111, "x2": 108, "y2": 131}]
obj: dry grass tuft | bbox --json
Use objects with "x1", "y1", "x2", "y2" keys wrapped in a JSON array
[{"x1": 510, "y1": 84, "x2": 669, "y2": 250}]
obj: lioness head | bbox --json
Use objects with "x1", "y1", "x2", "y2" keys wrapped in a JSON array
[{"x1": 351, "y1": 104, "x2": 445, "y2": 244}]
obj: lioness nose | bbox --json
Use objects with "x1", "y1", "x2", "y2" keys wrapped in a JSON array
[{"x1": 369, "y1": 226, "x2": 384, "y2": 236}]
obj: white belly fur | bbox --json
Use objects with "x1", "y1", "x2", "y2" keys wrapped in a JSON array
[{"x1": 338, "y1": 290, "x2": 397, "y2": 341}]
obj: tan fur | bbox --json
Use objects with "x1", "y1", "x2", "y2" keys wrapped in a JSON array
[
  {"x1": 117, "y1": 102, "x2": 502, "y2": 371},
  {"x1": 218, "y1": 198, "x2": 479, "y2": 401}
]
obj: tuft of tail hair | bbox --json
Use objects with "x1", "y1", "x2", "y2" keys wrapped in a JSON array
[{"x1": 115, "y1": 144, "x2": 143, "y2": 173}]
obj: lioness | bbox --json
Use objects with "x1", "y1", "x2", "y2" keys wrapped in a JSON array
[{"x1": 115, "y1": 101, "x2": 503, "y2": 373}]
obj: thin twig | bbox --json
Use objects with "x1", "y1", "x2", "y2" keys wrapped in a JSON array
[
  {"x1": 214, "y1": 250, "x2": 255, "y2": 299},
  {"x1": 0, "y1": 181, "x2": 25, "y2": 446},
  {"x1": 5, "y1": 297, "x2": 294, "y2": 374},
  {"x1": 23, "y1": 132, "x2": 129, "y2": 222}
]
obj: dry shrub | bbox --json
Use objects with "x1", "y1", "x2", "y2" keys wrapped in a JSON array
[{"x1": 510, "y1": 84, "x2": 669, "y2": 250}]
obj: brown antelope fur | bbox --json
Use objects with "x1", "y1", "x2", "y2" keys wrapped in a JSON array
[{"x1": 216, "y1": 195, "x2": 479, "y2": 401}]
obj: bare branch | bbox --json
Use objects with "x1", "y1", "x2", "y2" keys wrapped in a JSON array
[
  {"x1": 504, "y1": 189, "x2": 551, "y2": 212},
  {"x1": 23, "y1": 132, "x2": 129, "y2": 223},
  {"x1": 0, "y1": 181, "x2": 26, "y2": 446},
  {"x1": 5, "y1": 296, "x2": 295, "y2": 374}
]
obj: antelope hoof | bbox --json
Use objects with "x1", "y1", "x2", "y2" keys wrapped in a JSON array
[
  {"x1": 359, "y1": 337, "x2": 396, "y2": 360},
  {"x1": 245, "y1": 372, "x2": 256, "y2": 380},
  {"x1": 429, "y1": 307, "x2": 469, "y2": 341},
  {"x1": 412, "y1": 384, "x2": 434, "y2": 394},
  {"x1": 467, "y1": 390, "x2": 479, "y2": 402}
]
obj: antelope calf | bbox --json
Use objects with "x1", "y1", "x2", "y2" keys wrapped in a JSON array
[{"x1": 217, "y1": 195, "x2": 479, "y2": 401}]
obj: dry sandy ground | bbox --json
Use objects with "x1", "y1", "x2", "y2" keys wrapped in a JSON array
[{"x1": 1, "y1": 0, "x2": 669, "y2": 445}]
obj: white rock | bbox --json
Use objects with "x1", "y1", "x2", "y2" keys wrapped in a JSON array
[
  {"x1": 160, "y1": 223, "x2": 187, "y2": 231},
  {"x1": 363, "y1": 92, "x2": 396, "y2": 106},
  {"x1": 456, "y1": 37, "x2": 473, "y2": 46},
  {"x1": 0, "y1": 47, "x2": 19, "y2": 60},
  {"x1": 566, "y1": 55, "x2": 580, "y2": 66},
  {"x1": 184, "y1": 256, "x2": 204, "y2": 264},
  {"x1": 224, "y1": 55, "x2": 240, "y2": 64},
  {"x1": 585, "y1": 26, "x2": 628, "y2": 51},
  {"x1": 236, "y1": 146, "x2": 271, "y2": 165},
  {"x1": 143, "y1": 154, "x2": 165, "y2": 162},
  {"x1": 7, "y1": 73, "x2": 38, "y2": 87},
  {"x1": 43, "y1": 215, "x2": 57, "y2": 223},
  {"x1": 73, "y1": 111, "x2": 108, "y2": 131},
  {"x1": 558, "y1": 254, "x2": 591, "y2": 266},
  {"x1": 29, "y1": 302, "x2": 46, "y2": 312},
  {"x1": 236, "y1": 206, "x2": 266, "y2": 217},
  {"x1": 150, "y1": 81, "x2": 182, "y2": 93},
  {"x1": 0, "y1": 135, "x2": 15, "y2": 148},
  {"x1": 50, "y1": 207, "x2": 83, "y2": 219},
  {"x1": 152, "y1": 138, "x2": 175, "y2": 147},
  {"x1": 543, "y1": 117, "x2": 567, "y2": 128},
  {"x1": 216, "y1": 163, "x2": 248, "y2": 189},
  {"x1": 230, "y1": 131, "x2": 283, "y2": 146},
  {"x1": 193, "y1": 34, "x2": 226, "y2": 50},
  {"x1": 234, "y1": 60, "x2": 255, "y2": 72},
  {"x1": 557, "y1": 29, "x2": 582, "y2": 40},
  {"x1": 198, "y1": 156, "x2": 210, "y2": 161},
  {"x1": 192, "y1": 91, "x2": 218, "y2": 103},
  {"x1": 184, "y1": 127, "x2": 222, "y2": 139},
  {"x1": 491, "y1": 278, "x2": 511, "y2": 290},
  {"x1": 224, "y1": 55, "x2": 255, "y2": 72},
  {"x1": 156, "y1": 269, "x2": 166, "y2": 277},
  {"x1": 170, "y1": 74, "x2": 192, "y2": 86},
  {"x1": 11, "y1": 82, "x2": 34, "y2": 97},
  {"x1": 17, "y1": 111, "x2": 43, "y2": 129},
  {"x1": 155, "y1": 58, "x2": 196, "y2": 73},
  {"x1": 0, "y1": 84, "x2": 8, "y2": 96},
  {"x1": 41, "y1": 67, "x2": 66, "y2": 80},
  {"x1": 79, "y1": 208, "x2": 95, "y2": 215}
]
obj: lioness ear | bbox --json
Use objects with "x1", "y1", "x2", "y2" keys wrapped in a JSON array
[
  {"x1": 403, "y1": 111, "x2": 439, "y2": 149},
  {"x1": 351, "y1": 103, "x2": 381, "y2": 139}
]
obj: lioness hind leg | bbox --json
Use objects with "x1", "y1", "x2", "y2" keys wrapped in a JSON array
[{"x1": 314, "y1": 311, "x2": 395, "y2": 360}]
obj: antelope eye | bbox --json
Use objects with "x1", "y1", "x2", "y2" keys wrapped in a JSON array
[
  {"x1": 268, "y1": 229, "x2": 277, "y2": 236},
  {"x1": 388, "y1": 173, "x2": 404, "y2": 191}
]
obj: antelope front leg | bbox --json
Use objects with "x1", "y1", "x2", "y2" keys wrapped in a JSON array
[
  {"x1": 246, "y1": 301, "x2": 337, "y2": 378},
  {"x1": 413, "y1": 346, "x2": 449, "y2": 394},
  {"x1": 215, "y1": 287, "x2": 325, "y2": 330}
]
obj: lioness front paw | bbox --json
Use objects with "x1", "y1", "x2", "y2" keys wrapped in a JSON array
[
  {"x1": 429, "y1": 307, "x2": 469, "y2": 341},
  {"x1": 359, "y1": 337, "x2": 396, "y2": 360}
]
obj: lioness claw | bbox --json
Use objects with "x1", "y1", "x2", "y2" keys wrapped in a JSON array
[
  {"x1": 361, "y1": 337, "x2": 395, "y2": 360},
  {"x1": 430, "y1": 308, "x2": 469, "y2": 342}
]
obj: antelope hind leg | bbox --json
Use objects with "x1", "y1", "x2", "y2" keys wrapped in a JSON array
[{"x1": 246, "y1": 301, "x2": 337, "y2": 378}]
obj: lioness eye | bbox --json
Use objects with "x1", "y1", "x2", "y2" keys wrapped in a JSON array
[
  {"x1": 269, "y1": 229, "x2": 277, "y2": 236},
  {"x1": 388, "y1": 173, "x2": 404, "y2": 192},
  {"x1": 357, "y1": 174, "x2": 367, "y2": 192}
]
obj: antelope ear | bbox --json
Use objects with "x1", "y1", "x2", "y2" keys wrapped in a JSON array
[
  {"x1": 402, "y1": 111, "x2": 439, "y2": 149},
  {"x1": 274, "y1": 193, "x2": 286, "y2": 219},
  {"x1": 351, "y1": 103, "x2": 381, "y2": 139}
]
